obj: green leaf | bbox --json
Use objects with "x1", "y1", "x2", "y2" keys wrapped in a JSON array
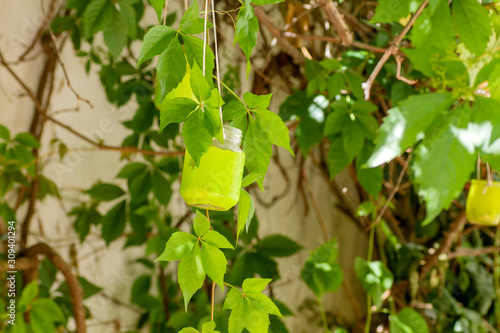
[
  {"x1": 344, "y1": 71, "x2": 364, "y2": 100},
  {"x1": 354, "y1": 258, "x2": 393, "y2": 308},
  {"x1": 389, "y1": 308, "x2": 429, "y2": 333},
  {"x1": 18, "y1": 281, "x2": 38, "y2": 311},
  {"x1": 193, "y1": 210, "x2": 211, "y2": 237},
  {"x1": 202, "y1": 231, "x2": 234, "y2": 249},
  {"x1": 179, "y1": 328, "x2": 199, "y2": 333},
  {"x1": 254, "y1": 235, "x2": 302, "y2": 257},
  {"x1": 327, "y1": 72, "x2": 345, "y2": 97},
  {"x1": 118, "y1": 0, "x2": 137, "y2": 37},
  {"x1": 14, "y1": 133, "x2": 39, "y2": 147},
  {"x1": 235, "y1": 0, "x2": 259, "y2": 61},
  {"x1": 241, "y1": 174, "x2": 265, "y2": 188},
  {"x1": 86, "y1": 183, "x2": 125, "y2": 201},
  {"x1": 243, "y1": 92, "x2": 272, "y2": 111},
  {"x1": 371, "y1": 0, "x2": 423, "y2": 23},
  {"x1": 342, "y1": 117, "x2": 365, "y2": 160},
  {"x1": 83, "y1": 0, "x2": 110, "y2": 38},
  {"x1": 31, "y1": 298, "x2": 65, "y2": 323},
  {"x1": 152, "y1": 171, "x2": 172, "y2": 204},
  {"x1": 157, "y1": 36, "x2": 187, "y2": 100},
  {"x1": 190, "y1": 63, "x2": 211, "y2": 102},
  {"x1": 256, "y1": 109, "x2": 294, "y2": 156},
  {"x1": 179, "y1": 0, "x2": 203, "y2": 34},
  {"x1": 117, "y1": 162, "x2": 148, "y2": 179},
  {"x1": 137, "y1": 26, "x2": 177, "y2": 67},
  {"x1": 412, "y1": 124, "x2": 475, "y2": 225},
  {"x1": 31, "y1": 306, "x2": 55, "y2": 333},
  {"x1": 223, "y1": 100, "x2": 248, "y2": 120},
  {"x1": 452, "y1": 0, "x2": 492, "y2": 56},
  {"x1": 102, "y1": 6, "x2": 127, "y2": 58},
  {"x1": 159, "y1": 97, "x2": 199, "y2": 132},
  {"x1": 182, "y1": 108, "x2": 214, "y2": 167},
  {"x1": 223, "y1": 279, "x2": 283, "y2": 333},
  {"x1": 149, "y1": 0, "x2": 164, "y2": 22},
  {"x1": 356, "y1": 145, "x2": 383, "y2": 197},
  {"x1": 183, "y1": 35, "x2": 215, "y2": 81},
  {"x1": 156, "y1": 231, "x2": 198, "y2": 261},
  {"x1": 201, "y1": 242, "x2": 227, "y2": 289},
  {"x1": 101, "y1": 200, "x2": 127, "y2": 244},
  {"x1": 327, "y1": 135, "x2": 353, "y2": 179},
  {"x1": 237, "y1": 189, "x2": 254, "y2": 239},
  {"x1": 368, "y1": 93, "x2": 454, "y2": 167},
  {"x1": 178, "y1": 246, "x2": 205, "y2": 310},
  {"x1": 0, "y1": 124, "x2": 10, "y2": 140},
  {"x1": 300, "y1": 239, "x2": 342, "y2": 298},
  {"x1": 242, "y1": 117, "x2": 272, "y2": 189},
  {"x1": 202, "y1": 321, "x2": 219, "y2": 333}
]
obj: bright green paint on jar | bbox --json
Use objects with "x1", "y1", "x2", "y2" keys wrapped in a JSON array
[
  {"x1": 466, "y1": 180, "x2": 500, "y2": 226},
  {"x1": 180, "y1": 126, "x2": 245, "y2": 211}
]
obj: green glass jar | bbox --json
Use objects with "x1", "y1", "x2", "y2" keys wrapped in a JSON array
[
  {"x1": 466, "y1": 180, "x2": 500, "y2": 226},
  {"x1": 180, "y1": 126, "x2": 245, "y2": 211}
]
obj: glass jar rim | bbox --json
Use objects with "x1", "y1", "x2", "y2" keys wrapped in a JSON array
[
  {"x1": 223, "y1": 125, "x2": 242, "y2": 139},
  {"x1": 471, "y1": 179, "x2": 500, "y2": 187}
]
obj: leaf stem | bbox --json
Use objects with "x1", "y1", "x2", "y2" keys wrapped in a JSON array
[
  {"x1": 318, "y1": 298, "x2": 329, "y2": 333},
  {"x1": 206, "y1": 209, "x2": 216, "y2": 321},
  {"x1": 213, "y1": 75, "x2": 244, "y2": 105}
]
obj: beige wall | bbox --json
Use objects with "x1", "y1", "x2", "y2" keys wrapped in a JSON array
[{"x1": 1, "y1": 1, "x2": 368, "y2": 331}]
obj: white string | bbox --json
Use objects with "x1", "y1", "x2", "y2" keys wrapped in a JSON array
[
  {"x1": 210, "y1": 0, "x2": 223, "y2": 122},
  {"x1": 202, "y1": 0, "x2": 209, "y2": 75}
]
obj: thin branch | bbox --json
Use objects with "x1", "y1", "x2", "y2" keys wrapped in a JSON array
[
  {"x1": 368, "y1": 153, "x2": 411, "y2": 230},
  {"x1": 282, "y1": 32, "x2": 389, "y2": 54},
  {"x1": 419, "y1": 212, "x2": 467, "y2": 279},
  {"x1": 25, "y1": 243, "x2": 86, "y2": 333},
  {"x1": 317, "y1": 0, "x2": 353, "y2": 45},
  {"x1": 48, "y1": 28, "x2": 94, "y2": 108},
  {"x1": 448, "y1": 245, "x2": 500, "y2": 259},
  {"x1": 395, "y1": 54, "x2": 417, "y2": 85},
  {"x1": 0, "y1": 50, "x2": 183, "y2": 157},
  {"x1": 17, "y1": 0, "x2": 58, "y2": 61},
  {"x1": 363, "y1": 0, "x2": 429, "y2": 100},
  {"x1": 253, "y1": 6, "x2": 306, "y2": 65}
]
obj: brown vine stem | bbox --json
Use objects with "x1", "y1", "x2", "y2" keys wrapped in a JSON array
[
  {"x1": 48, "y1": 28, "x2": 94, "y2": 108},
  {"x1": 419, "y1": 212, "x2": 467, "y2": 279},
  {"x1": 447, "y1": 245, "x2": 500, "y2": 259},
  {"x1": 367, "y1": 153, "x2": 411, "y2": 230},
  {"x1": 317, "y1": 0, "x2": 353, "y2": 45},
  {"x1": 25, "y1": 242, "x2": 86, "y2": 333},
  {"x1": 0, "y1": 50, "x2": 183, "y2": 157},
  {"x1": 253, "y1": 6, "x2": 306, "y2": 64},
  {"x1": 282, "y1": 32, "x2": 389, "y2": 54},
  {"x1": 17, "y1": 0, "x2": 58, "y2": 61},
  {"x1": 363, "y1": 0, "x2": 429, "y2": 101}
]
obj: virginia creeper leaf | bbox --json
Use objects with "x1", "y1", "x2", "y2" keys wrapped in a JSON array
[
  {"x1": 157, "y1": 37, "x2": 187, "y2": 101},
  {"x1": 137, "y1": 26, "x2": 177, "y2": 67},
  {"x1": 182, "y1": 108, "x2": 214, "y2": 167},
  {"x1": 235, "y1": 0, "x2": 258, "y2": 61},
  {"x1": 237, "y1": 189, "x2": 254, "y2": 239},
  {"x1": 242, "y1": 117, "x2": 272, "y2": 189},
  {"x1": 159, "y1": 97, "x2": 198, "y2": 132},
  {"x1": 452, "y1": 0, "x2": 492, "y2": 56}
]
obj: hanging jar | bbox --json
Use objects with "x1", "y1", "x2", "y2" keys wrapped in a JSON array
[
  {"x1": 466, "y1": 179, "x2": 500, "y2": 226},
  {"x1": 180, "y1": 125, "x2": 245, "y2": 211}
]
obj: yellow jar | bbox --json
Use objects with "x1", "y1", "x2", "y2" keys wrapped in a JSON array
[
  {"x1": 466, "y1": 180, "x2": 500, "y2": 226},
  {"x1": 180, "y1": 126, "x2": 245, "y2": 211}
]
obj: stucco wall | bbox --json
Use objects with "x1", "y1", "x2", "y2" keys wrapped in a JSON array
[{"x1": 0, "y1": 0, "x2": 368, "y2": 331}]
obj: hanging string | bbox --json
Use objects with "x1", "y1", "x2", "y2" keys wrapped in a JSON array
[
  {"x1": 202, "y1": 0, "x2": 209, "y2": 75},
  {"x1": 161, "y1": 0, "x2": 169, "y2": 25},
  {"x1": 211, "y1": 0, "x2": 223, "y2": 123}
]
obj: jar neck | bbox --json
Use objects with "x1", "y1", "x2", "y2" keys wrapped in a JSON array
[{"x1": 213, "y1": 125, "x2": 242, "y2": 151}]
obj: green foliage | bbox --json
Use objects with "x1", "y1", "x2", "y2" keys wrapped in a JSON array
[
  {"x1": 355, "y1": 258, "x2": 394, "y2": 308},
  {"x1": 223, "y1": 278, "x2": 282, "y2": 333},
  {"x1": 157, "y1": 211, "x2": 234, "y2": 309},
  {"x1": 389, "y1": 308, "x2": 429, "y2": 333},
  {"x1": 301, "y1": 239, "x2": 343, "y2": 299}
]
